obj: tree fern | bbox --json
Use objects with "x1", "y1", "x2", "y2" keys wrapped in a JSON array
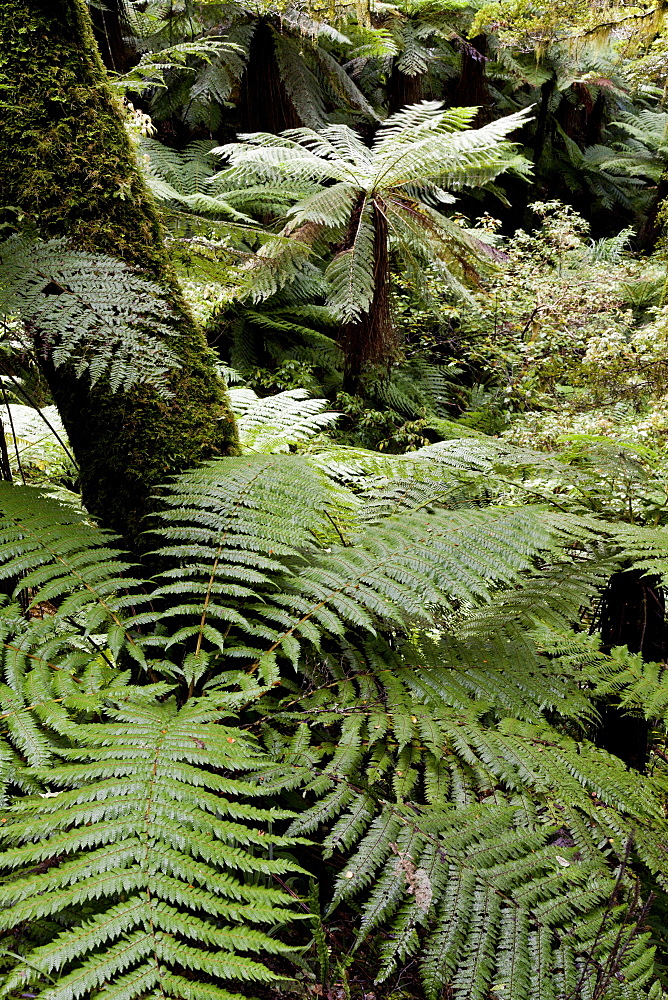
[
  {"x1": 213, "y1": 101, "x2": 532, "y2": 368},
  {"x1": 117, "y1": 3, "x2": 373, "y2": 131}
]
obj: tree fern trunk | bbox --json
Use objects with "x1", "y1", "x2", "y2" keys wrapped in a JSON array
[
  {"x1": 237, "y1": 20, "x2": 301, "y2": 133},
  {"x1": 0, "y1": 0, "x2": 239, "y2": 544},
  {"x1": 456, "y1": 36, "x2": 490, "y2": 124},
  {"x1": 89, "y1": 0, "x2": 135, "y2": 72},
  {"x1": 386, "y1": 64, "x2": 423, "y2": 114},
  {"x1": 595, "y1": 570, "x2": 665, "y2": 772},
  {"x1": 341, "y1": 202, "x2": 396, "y2": 392},
  {"x1": 532, "y1": 77, "x2": 555, "y2": 171}
]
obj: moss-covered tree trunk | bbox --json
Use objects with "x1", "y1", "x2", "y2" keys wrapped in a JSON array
[{"x1": 0, "y1": 0, "x2": 239, "y2": 544}]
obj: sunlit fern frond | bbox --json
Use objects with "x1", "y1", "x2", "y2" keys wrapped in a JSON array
[
  {"x1": 0, "y1": 237, "x2": 179, "y2": 394},
  {"x1": 230, "y1": 387, "x2": 340, "y2": 452}
]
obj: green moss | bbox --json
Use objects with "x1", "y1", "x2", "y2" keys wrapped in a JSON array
[{"x1": 0, "y1": 0, "x2": 239, "y2": 543}]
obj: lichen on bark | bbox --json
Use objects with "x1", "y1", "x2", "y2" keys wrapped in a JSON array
[{"x1": 0, "y1": 0, "x2": 239, "y2": 544}]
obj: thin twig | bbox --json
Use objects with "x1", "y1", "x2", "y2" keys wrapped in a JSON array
[{"x1": 1, "y1": 380, "x2": 25, "y2": 485}]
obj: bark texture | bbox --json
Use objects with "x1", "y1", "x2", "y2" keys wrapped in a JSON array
[
  {"x1": 237, "y1": 20, "x2": 301, "y2": 134},
  {"x1": 340, "y1": 201, "x2": 395, "y2": 390},
  {"x1": 386, "y1": 64, "x2": 423, "y2": 115},
  {"x1": 89, "y1": 0, "x2": 135, "y2": 72},
  {"x1": 0, "y1": 0, "x2": 239, "y2": 544},
  {"x1": 456, "y1": 36, "x2": 490, "y2": 124}
]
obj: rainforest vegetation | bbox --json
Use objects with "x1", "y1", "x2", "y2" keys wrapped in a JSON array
[{"x1": 4, "y1": 1, "x2": 668, "y2": 998}]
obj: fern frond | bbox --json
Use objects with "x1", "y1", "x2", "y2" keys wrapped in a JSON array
[
  {"x1": 274, "y1": 32, "x2": 328, "y2": 129},
  {"x1": 0, "y1": 484, "x2": 139, "y2": 622},
  {"x1": 0, "y1": 698, "x2": 301, "y2": 1000},
  {"x1": 147, "y1": 455, "x2": 335, "y2": 666},
  {"x1": 0, "y1": 238, "x2": 179, "y2": 393},
  {"x1": 140, "y1": 139, "x2": 257, "y2": 223},
  {"x1": 117, "y1": 36, "x2": 246, "y2": 102},
  {"x1": 236, "y1": 231, "x2": 320, "y2": 302},
  {"x1": 324, "y1": 199, "x2": 376, "y2": 320},
  {"x1": 230, "y1": 387, "x2": 340, "y2": 452},
  {"x1": 287, "y1": 181, "x2": 361, "y2": 226},
  {"x1": 213, "y1": 136, "x2": 352, "y2": 188},
  {"x1": 310, "y1": 45, "x2": 377, "y2": 118},
  {"x1": 607, "y1": 523, "x2": 668, "y2": 585},
  {"x1": 151, "y1": 449, "x2": 575, "y2": 680},
  {"x1": 275, "y1": 681, "x2": 664, "y2": 1000}
]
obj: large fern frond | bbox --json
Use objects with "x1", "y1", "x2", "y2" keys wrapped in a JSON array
[
  {"x1": 0, "y1": 698, "x2": 302, "y2": 1000},
  {"x1": 371, "y1": 102, "x2": 533, "y2": 190},
  {"x1": 147, "y1": 453, "x2": 579, "y2": 684},
  {"x1": 264, "y1": 646, "x2": 666, "y2": 1000},
  {"x1": 274, "y1": 32, "x2": 329, "y2": 129}
]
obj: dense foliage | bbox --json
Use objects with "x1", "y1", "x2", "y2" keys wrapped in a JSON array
[{"x1": 3, "y1": 1, "x2": 668, "y2": 998}]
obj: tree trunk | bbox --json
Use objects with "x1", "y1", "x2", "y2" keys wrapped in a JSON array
[
  {"x1": 532, "y1": 77, "x2": 555, "y2": 171},
  {"x1": 237, "y1": 20, "x2": 301, "y2": 134},
  {"x1": 558, "y1": 83, "x2": 605, "y2": 150},
  {"x1": 386, "y1": 64, "x2": 423, "y2": 115},
  {"x1": 595, "y1": 570, "x2": 665, "y2": 772},
  {"x1": 0, "y1": 0, "x2": 239, "y2": 545},
  {"x1": 456, "y1": 35, "x2": 490, "y2": 124},
  {"x1": 340, "y1": 202, "x2": 395, "y2": 391},
  {"x1": 89, "y1": 0, "x2": 135, "y2": 73},
  {"x1": 584, "y1": 89, "x2": 605, "y2": 147}
]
